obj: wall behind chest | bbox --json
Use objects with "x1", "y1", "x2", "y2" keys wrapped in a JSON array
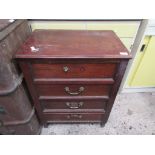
[
  {"x1": 29, "y1": 20, "x2": 140, "y2": 52},
  {"x1": 124, "y1": 19, "x2": 155, "y2": 91}
]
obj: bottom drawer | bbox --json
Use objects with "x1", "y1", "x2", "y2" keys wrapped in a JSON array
[
  {"x1": 41, "y1": 99, "x2": 107, "y2": 112},
  {"x1": 44, "y1": 112, "x2": 104, "y2": 123}
]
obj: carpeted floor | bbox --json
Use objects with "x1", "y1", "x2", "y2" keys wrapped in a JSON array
[{"x1": 41, "y1": 92, "x2": 155, "y2": 135}]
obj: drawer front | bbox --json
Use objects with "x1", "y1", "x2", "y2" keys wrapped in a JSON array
[
  {"x1": 32, "y1": 63, "x2": 117, "y2": 79},
  {"x1": 40, "y1": 99, "x2": 107, "y2": 111},
  {"x1": 44, "y1": 112, "x2": 104, "y2": 122},
  {"x1": 36, "y1": 84, "x2": 111, "y2": 97}
]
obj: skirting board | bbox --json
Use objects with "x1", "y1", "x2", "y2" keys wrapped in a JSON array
[{"x1": 121, "y1": 87, "x2": 155, "y2": 93}]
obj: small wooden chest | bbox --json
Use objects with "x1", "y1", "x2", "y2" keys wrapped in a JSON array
[{"x1": 15, "y1": 30, "x2": 131, "y2": 126}]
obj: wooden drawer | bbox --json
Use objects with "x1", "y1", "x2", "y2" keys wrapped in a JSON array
[
  {"x1": 32, "y1": 63, "x2": 118, "y2": 79},
  {"x1": 44, "y1": 112, "x2": 104, "y2": 123},
  {"x1": 40, "y1": 98, "x2": 107, "y2": 112},
  {"x1": 36, "y1": 84, "x2": 112, "y2": 98}
]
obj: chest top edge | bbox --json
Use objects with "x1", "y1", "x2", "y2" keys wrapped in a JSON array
[{"x1": 14, "y1": 30, "x2": 132, "y2": 59}]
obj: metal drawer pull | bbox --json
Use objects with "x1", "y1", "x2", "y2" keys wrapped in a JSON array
[
  {"x1": 66, "y1": 102, "x2": 84, "y2": 109},
  {"x1": 65, "y1": 87, "x2": 84, "y2": 95},
  {"x1": 63, "y1": 66, "x2": 69, "y2": 72},
  {"x1": 0, "y1": 106, "x2": 6, "y2": 114},
  {"x1": 67, "y1": 114, "x2": 82, "y2": 119}
]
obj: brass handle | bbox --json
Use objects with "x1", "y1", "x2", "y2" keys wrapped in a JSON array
[
  {"x1": 63, "y1": 66, "x2": 69, "y2": 72},
  {"x1": 65, "y1": 86, "x2": 84, "y2": 95},
  {"x1": 67, "y1": 114, "x2": 82, "y2": 119},
  {"x1": 66, "y1": 102, "x2": 84, "y2": 109}
]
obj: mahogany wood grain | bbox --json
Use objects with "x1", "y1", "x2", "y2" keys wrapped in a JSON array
[
  {"x1": 40, "y1": 98, "x2": 107, "y2": 111},
  {"x1": 35, "y1": 84, "x2": 112, "y2": 97},
  {"x1": 15, "y1": 30, "x2": 131, "y2": 126},
  {"x1": 34, "y1": 78, "x2": 114, "y2": 85},
  {"x1": 43, "y1": 112, "x2": 105, "y2": 123},
  {"x1": 15, "y1": 30, "x2": 131, "y2": 59},
  {"x1": 31, "y1": 63, "x2": 117, "y2": 79},
  {"x1": 39, "y1": 96, "x2": 110, "y2": 100}
]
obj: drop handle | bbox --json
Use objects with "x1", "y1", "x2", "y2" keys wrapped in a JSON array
[
  {"x1": 66, "y1": 102, "x2": 84, "y2": 109},
  {"x1": 64, "y1": 86, "x2": 85, "y2": 95},
  {"x1": 67, "y1": 114, "x2": 82, "y2": 119}
]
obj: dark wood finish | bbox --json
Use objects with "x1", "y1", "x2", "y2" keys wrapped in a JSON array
[
  {"x1": 35, "y1": 84, "x2": 112, "y2": 97},
  {"x1": 34, "y1": 78, "x2": 114, "y2": 85},
  {"x1": 32, "y1": 63, "x2": 117, "y2": 79},
  {"x1": 15, "y1": 30, "x2": 131, "y2": 59},
  {"x1": 43, "y1": 112, "x2": 105, "y2": 123},
  {"x1": 39, "y1": 96, "x2": 110, "y2": 100},
  {"x1": 40, "y1": 98, "x2": 107, "y2": 111},
  {"x1": 15, "y1": 30, "x2": 131, "y2": 126}
]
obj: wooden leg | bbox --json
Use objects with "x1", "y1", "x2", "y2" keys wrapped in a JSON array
[
  {"x1": 100, "y1": 116, "x2": 108, "y2": 127},
  {"x1": 44, "y1": 123, "x2": 48, "y2": 128},
  {"x1": 100, "y1": 123, "x2": 105, "y2": 127}
]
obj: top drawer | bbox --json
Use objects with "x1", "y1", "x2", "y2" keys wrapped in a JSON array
[{"x1": 31, "y1": 63, "x2": 118, "y2": 79}]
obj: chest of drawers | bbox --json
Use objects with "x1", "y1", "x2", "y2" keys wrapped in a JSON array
[{"x1": 15, "y1": 30, "x2": 131, "y2": 127}]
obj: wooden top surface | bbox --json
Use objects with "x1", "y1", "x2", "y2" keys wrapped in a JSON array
[{"x1": 15, "y1": 30, "x2": 131, "y2": 59}]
